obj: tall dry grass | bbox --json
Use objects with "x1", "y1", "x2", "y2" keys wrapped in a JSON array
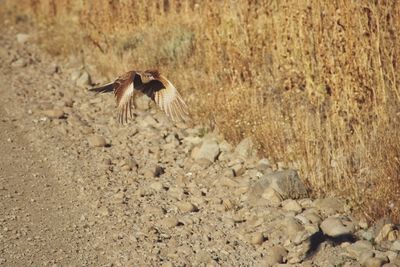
[{"x1": 3, "y1": 0, "x2": 400, "y2": 222}]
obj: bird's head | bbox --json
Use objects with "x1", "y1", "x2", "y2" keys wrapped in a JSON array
[{"x1": 140, "y1": 70, "x2": 160, "y2": 83}]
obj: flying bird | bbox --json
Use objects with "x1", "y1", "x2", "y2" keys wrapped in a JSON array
[{"x1": 89, "y1": 70, "x2": 190, "y2": 123}]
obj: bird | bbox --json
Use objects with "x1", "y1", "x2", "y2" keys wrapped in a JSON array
[{"x1": 89, "y1": 70, "x2": 190, "y2": 124}]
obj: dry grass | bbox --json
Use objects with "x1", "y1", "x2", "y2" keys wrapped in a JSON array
[{"x1": 4, "y1": 0, "x2": 400, "y2": 222}]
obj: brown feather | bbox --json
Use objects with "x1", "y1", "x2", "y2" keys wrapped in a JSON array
[{"x1": 89, "y1": 70, "x2": 190, "y2": 124}]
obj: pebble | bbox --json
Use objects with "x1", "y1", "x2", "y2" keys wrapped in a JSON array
[
  {"x1": 87, "y1": 135, "x2": 107, "y2": 147},
  {"x1": 249, "y1": 232, "x2": 265, "y2": 245},
  {"x1": 176, "y1": 201, "x2": 198, "y2": 213},
  {"x1": 70, "y1": 69, "x2": 81, "y2": 81},
  {"x1": 42, "y1": 108, "x2": 65, "y2": 119},
  {"x1": 162, "y1": 217, "x2": 180, "y2": 228},
  {"x1": 150, "y1": 181, "x2": 164, "y2": 192},
  {"x1": 263, "y1": 245, "x2": 287, "y2": 265},
  {"x1": 231, "y1": 163, "x2": 245, "y2": 177},
  {"x1": 11, "y1": 58, "x2": 27, "y2": 68},
  {"x1": 16, "y1": 33, "x2": 30, "y2": 44},
  {"x1": 119, "y1": 158, "x2": 138, "y2": 171},
  {"x1": 76, "y1": 70, "x2": 91, "y2": 88}
]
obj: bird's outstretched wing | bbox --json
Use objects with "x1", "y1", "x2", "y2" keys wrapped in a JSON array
[
  {"x1": 89, "y1": 71, "x2": 137, "y2": 123},
  {"x1": 139, "y1": 75, "x2": 190, "y2": 123},
  {"x1": 113, "y1": 71, "x2": 137, "y2": 123},
  {"x1": 89, "y1": 71, "x2": 190, "y2": 123}
]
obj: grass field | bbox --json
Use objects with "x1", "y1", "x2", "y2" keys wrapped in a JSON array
[{"x1": 4, "y1": 0, "x2": 400, "y2": 222}]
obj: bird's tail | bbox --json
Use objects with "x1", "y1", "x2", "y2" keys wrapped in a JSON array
[{"x1": 89, "y1": 82, "x2": 115, "y2": 94}]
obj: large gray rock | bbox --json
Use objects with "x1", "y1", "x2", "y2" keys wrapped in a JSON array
[
  {"x1": 248, "y1": 170, "x2": 308, "y2": 203},
  {"x1": 193, "y1": 139, "x2": 220, "y2": 162},
  {"x1": 320, "y1": 217, "x2": 354, "y2": 237}
]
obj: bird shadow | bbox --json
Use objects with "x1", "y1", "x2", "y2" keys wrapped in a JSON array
[{"x1": 305, "y1": 230, "x2": 357, "y2": 259}]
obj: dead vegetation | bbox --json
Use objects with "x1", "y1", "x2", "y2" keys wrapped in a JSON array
[{"x1": 4, "y1": 0, "x2": 400, "y2": 222}]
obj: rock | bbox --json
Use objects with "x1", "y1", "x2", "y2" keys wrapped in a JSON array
[
  {"x1": 87, "y1": 135, "x2": 107, "y2": 147},
  {"x1": 183, "y1": 136, "x2": 202, "y2": 147},
  {"x1": 176, "y1": 201, "x2": 198, "y2": 213},
  {"x1": 385, "y1": 251, "x2": 398, "y2": 262},
  {"x1": 302, "y1": 209, "x2": 322, "y2": 224},
  {"x1": 248, "y1": 170, "x2": 307, "y2": 203},
  {"x1": 231, "y1": 163, "x2": 245, "y2": 177},
  {"x1": 363, "y1": 257, "x2": 388, "y2": 267},
  {"x1": 46, "y1": 62, "x2": 59, "y2": 75},
  {"x1": 162, "y1": 217, "x2": 180, "y2": 228},
  {"x1": 154, "y1": 165, "x2": 165, "y2": 177},
  {"x1": 70, "y1": 69, "x2": 81, "y2": 81},
  {"x1": 216, "y1": 177, "x2": 239, "y2": 188},
  {"x1": 11, "y1": 58, "x2": 27, "y2": 68},
  {"x1": 359, "y1": 251, "x2": 375, "y2": 265},
  {"x1": 139, "y1": 115, "x2": 159, "y2": 128},
  {"x1": 287, "y1": 243, "x2": 308, "y2": 264},
  {"x1": 361, "y1": 229, "x2": 375, "y2": 241},
  {"x1": 16, "y1": 33, "x2": 30, "y2": 44},
  {"x1": 314, "y1": 197, "x2": 345, "y2": 215},
  {"x1": 391, "y1": 240, "x2": 400, "y2": 251},
  {"x1": 234, "y1": 137, "x2": 254, "y2": 158},
  {"x1": 42, "y1": 108, "x2": 65, "y2": 119},
  {"x1": 193, "y1": 139, "x2": 220, "y2": 162},
  {"x1": 260, "y1": 187, "x2": 283, "y2": 206},
  {"x1": 285, "y1": 217, "x2": 304, "y2": 239},
  {"x1": 134, "y1": 95, "x2": 151, "y2": 110},
  {"x1": 263, "y1": 245, "x2": 287, "y2": 265},
  {"x1": 382, "y1": 264, "x2": 398, "y2": 267},
  {"x1": 168, "y1": 187, "x2": 185, "y2": 200},
  {"x1": 256, "y1": 158, "x2": 271, "y2": 173},
  {"x1": 391, "y1": 257, "x2": 400, "y2": 266},
  {"x1": 119, "y1": 158, "x2": 138, "y2": 171},
  {"x1": 346, "y1": 240, "x2": 374, "y2": 259},
  {"x1": 282, "y1": 199, "x2": 303, "y2": 214},
  {"x1": 320, "y1": 217, "x2": 354, "y2": 237},
  {"x1": 76, "y1": 71, "x2": 91, "y2": 88},
  {"x1": 150, "y1": 181, "x2": 164, "y2": 192},
  {"x1": 219, "y1": 140, "x2": 232, "y2": 152},
  {"x1": 249, "y1": 232, "x2": 265, "y2": 245},
  {"x1": 375, "y1": 224, "x2": 396, "y2": 244}
]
